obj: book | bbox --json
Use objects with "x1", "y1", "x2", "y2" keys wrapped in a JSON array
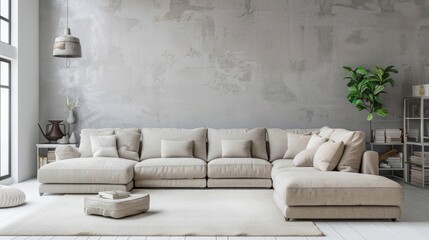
[{"x1": 98, "y1": 190, "x2": 130, "y2": 199}]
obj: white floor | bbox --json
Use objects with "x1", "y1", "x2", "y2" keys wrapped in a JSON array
[{"x1": 1, "y1": 178, "x2": 429, "y2": 240}]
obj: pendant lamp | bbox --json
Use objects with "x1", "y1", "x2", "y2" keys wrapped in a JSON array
[{"x1": 53, "y1": 0, "x2": 81, "y2": 59}]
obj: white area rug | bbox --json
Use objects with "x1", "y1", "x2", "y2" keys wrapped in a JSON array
[{"x1": 0, "y1": 189, "x2": 322, "y2": 236}]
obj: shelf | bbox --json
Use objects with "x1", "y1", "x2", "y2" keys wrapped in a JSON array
[
  {"x1": 405, "y1": 161, "x2": 429, "y2": 168},
  {"x1": 379, "y1": 167, "x2": 404, "y2": 171},
  {"x1": 404, "y1": 117, "x2": 429, "y2": 119},
  {"x1": 404, "y1": 142, "x2": 429, "y2": 146},
  {"x1": 370, "y1": 142, "x2": 403, "y2": 146}
]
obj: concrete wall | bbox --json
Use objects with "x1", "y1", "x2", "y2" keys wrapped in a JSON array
[{"x1": 39, "y1": 0, "x2": 429, "y2": 138}]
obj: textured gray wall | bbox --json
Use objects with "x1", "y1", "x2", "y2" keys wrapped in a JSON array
[{"x1": 39, "y1": 0, "x2": 429, "y2": 138}]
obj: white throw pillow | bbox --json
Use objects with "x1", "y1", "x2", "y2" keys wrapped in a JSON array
[
  {"x1": 283, "y1": 133, "x2": 312, "y2": 159},
  {"x1": 306, "y1": 134, "x2": 327, "y2": 149},
  {"x1": 116, "y1": 130, "x2": 141, "y2": 161},
  {"x1": 313, "y1": 140, "x2": 345, "y2": 171},
  {"x1": 293, "y1": 148, "x2": 318, "y2": 167},
  {"x1": 55, "y1": 145, "x2": 80, "y2": 160},
  {"x1": 90, "y1": 135, "x2": 119, "y2": 158},
  {"x1": 221, "y1": 140, "x2": 252, "y2": 158},
  {"x1": 161, "y1": 140, "x2": 194, "y2": 158}
]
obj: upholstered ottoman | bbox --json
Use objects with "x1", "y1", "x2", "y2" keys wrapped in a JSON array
[
  {"x1": 84, "y1": 194, "x2": 150, "y2": 219},
  {"x1": 0, "y1": 185, "x2": 26, "y2": 208}
]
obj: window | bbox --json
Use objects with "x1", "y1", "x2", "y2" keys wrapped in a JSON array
[
  {"x1": 0, "y1": 0, "x2": 11, "y2": 44},
  {"x1": 0, "y1": 0, "x2": 10, "y2": 180},
  {"x1": 0, "y1": 58, "x2": 10, "y2": 180}
]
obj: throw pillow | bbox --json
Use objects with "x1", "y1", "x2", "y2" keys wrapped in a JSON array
[
  {"x1": 221, "y1": 140, "x2": 252, "y2": 158},
  {"x1": 161, "y1": 140, "x2": 194, "y2": 158},
  {"x1": 55, "y1": 145, "x2": 80, "y2": 160},
  {"x1": 115, "y1": 130, "x2": 141, "y2": 161},
  {"x1": 283, "y1": 133, "x2": 312, "y2": 159},
  {"x1": 79, "y1": 128, "x2": 115, "y2": 157},
  {"x1": 306, "y1": 134, "x2": 327, "y2": 149},
  {"x1": 293, "y1": 148, "x2": 318, "y2": 167},
  {"x1": 90, "y1": 135, "x2": 119, "y2": 158},
  {"x1": 313, "y1": 140, "x2": 345, "y2": 171}
]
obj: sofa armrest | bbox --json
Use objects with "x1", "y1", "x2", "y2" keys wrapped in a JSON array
[
  {"x1": 55, "y1": 145, "x2": 80, "y2": 160},
  {"x1": 361, "y1": 151, "x2": 379, "y2": 175}
]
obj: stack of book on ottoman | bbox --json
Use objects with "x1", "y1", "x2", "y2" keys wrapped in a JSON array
[
  {"x1": 84, "y1": 191, "x2": 150, "y2": 218},
  {"x1": 99, "y1": 190, "x2": 131, "y2": 199}
]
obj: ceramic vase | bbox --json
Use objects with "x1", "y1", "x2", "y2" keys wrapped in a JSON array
[
  {"x1": 66, "y1": 110, "x2": 76, "y2": 125},
  {"x1": 69, "y1": 132, "x2": 78, "y2": 144}
]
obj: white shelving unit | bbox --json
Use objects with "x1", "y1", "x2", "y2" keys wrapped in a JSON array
[
  {"x1": 369, "y1": 142, "x2": 404, "y2": 177},
  {"x1": 403, "y1": 97, "x2": 429, "y2": 188}
]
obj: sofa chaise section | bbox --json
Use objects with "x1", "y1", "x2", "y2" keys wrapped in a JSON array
[
  {"x1": 38, "y1": 157, "x2": 136, "y2": 194},
  {"x1": 206, "y1": 128, "x2": 272, "y2": 188},
  {"x1": 268, "y1": 127, "x2": 404, "y2": 220},
  {"x1": 134, "y1": 128, "x2": 208, "y2": 188}
]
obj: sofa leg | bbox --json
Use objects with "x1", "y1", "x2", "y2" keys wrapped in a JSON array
[
  {"x1": 39, "y1": 193, "x2": 43, "y2": 196},
  {"x1": 285, "y1": 218, "x2": 291, "y2": 221},
  {"x1": 391, "y1": 218, "x2": 397, "y2": 222}
]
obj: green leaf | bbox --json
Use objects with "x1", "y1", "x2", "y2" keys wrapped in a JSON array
[
  {"x1": 367, "y1": 113, "x2": 373, "y2": 121},
  {"x1": 375, "y1": 108, "x2": 388, "y2": 117},
  {"x1": 374, "y1": 85, "x2": 385, "y2": 95},
  {"x1": 356, "y1": 66, "x2": 368, "y2": 75},
  {"x1": 343, "y1": 66, "x2": 352, "y2": 72}
]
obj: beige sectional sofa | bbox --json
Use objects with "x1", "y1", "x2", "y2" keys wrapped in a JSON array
[{"x1": 38, "y1": 126, "x2": 404, "y2": 220}]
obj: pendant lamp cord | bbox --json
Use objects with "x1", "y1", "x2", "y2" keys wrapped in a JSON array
[
  {"x1": 66, "y1": 0, "x2": 70, "y2": 68},
  {"x1": 66, "y1": 0, "x2": 69, "y2": 29}
]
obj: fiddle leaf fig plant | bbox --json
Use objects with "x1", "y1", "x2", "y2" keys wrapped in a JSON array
[{"x1": 343, "y1": 65, "x2": 398, "y2": 122}]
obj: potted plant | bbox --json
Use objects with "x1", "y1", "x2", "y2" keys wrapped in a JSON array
[{"x1": 342, "y1": 65, "x2": 398, "y2": 141}]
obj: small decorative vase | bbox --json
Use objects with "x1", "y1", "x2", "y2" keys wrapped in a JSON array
[
  {"x1": 66, "y1": 110, "x2": 76, "y2": 125},
  {"x1": 69, "y1": 132, "x2": 78, "y2": 144}
]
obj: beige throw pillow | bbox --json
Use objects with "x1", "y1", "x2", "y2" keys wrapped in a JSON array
[
  {"x1": 283, "y1": 133, "x2": 311, "y2": 159},
  {"x1": 161, "y1": 140, "x2": 194, "y2": 158},
  {"x1": 293, "y1": 148, "x2": 318, "y2": 167},
  {"x1": 116, "y1": 131, "x2": 141, "y2": 161},
  {"x1": 79, "y1": 128, "x2": 115, "y2": 157},
  {"x1": 221, "y1": 140, "x2": 251, "y2": 158},
  {"x1": 313, "y1": 141, "x2": 345, "y2": 171},
  {"x1": 306, "y1": 134, "x2": 327, "y2": 149},
  {"x1": 90, "y1": 135, "x2": 119, "y2": 158}
]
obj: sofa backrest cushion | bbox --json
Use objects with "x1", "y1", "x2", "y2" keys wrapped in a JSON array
[
  {"x1": 266, "y1": 128, "x2": 319, "y2": 161},
  {"x1": 329, "y1": 128, "x2": 365, "y2": 173},
  {"x1": 116, "y1": 129, "x2": 141, "y2": 161},
  {"x1": 140, "y1": 128, "x2": 207, "y2": 161},
  {"x1": 319, "y1": 126, "x2": 335, "y2": 139},
  {"x1": 79, "y1": 128, "x2": 115, "y2": 157},
  {"x1": 208, "y1": 128, "x2": 268, "y2": 161}
]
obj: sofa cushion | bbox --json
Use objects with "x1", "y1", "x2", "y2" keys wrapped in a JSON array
[
  {"x1": 266, "y1": 128, "x2": 319, "y2": 162},
  {"x1": 140, "y1": 128, "x2": 207, "y2": 161},
  {"x1": 91, "y1": 135, "x2": 119, "y2": 158},
  {"x1": 306, "y1": 134, "x2": 327, "y2": 149},
  {"x1": 313, "y1": 141, "x2": 344, "y2": 171},
  {"x1": 283, "y1": 133, "x2": 311, "y2": 159},
  {"x1": 271, "y1": 159, "x2": 318, "y2": 179},
  {"x1": 134, "y1": 158, "x2": 207, "y2": 180},
  {"x1": 293, "y1": 148, "x2": 317, "y2": 167},
  {"x1": 221, "y1": 140, "x2": 251, "y2": 158},
  {"x1": 116, "y1": 130, "x2": 141, "y2": 161},
  {"x1": 38, "y1": 157, "x2": 136, "y2": 184},
  {"x1": 329, "y1": 129, "x2": 365, "y2": 173},
  {"x1": 318, "y1": 126, "x2": 335, "y2": 139},
  {"x1": 273, "y1": 171, "x2": 404, "y2": 206},
  {"x1": 208, "y1": 158, "x2": 272, "y2": 178},
  {"x1": 208, "y1": 128, "x2": 268, "y2": 161},
  {"x1": 79, "y1": 128, "x2": 115, "y2": 157},
  {"x1": 161, "y1": 140, "x2": 194, "y2": 158}
]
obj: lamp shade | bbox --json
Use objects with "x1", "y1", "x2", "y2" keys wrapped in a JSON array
[{"x1": 53, "y1": 28, "x2": 82, "y2": 58}]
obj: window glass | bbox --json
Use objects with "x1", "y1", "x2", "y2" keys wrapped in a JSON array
[
  {"x1": 0, "y1": 0, "x2": 9, "y2": 19},
  {"x1": 0, "y1": 58, "x2": 10, "y2": 179}
]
